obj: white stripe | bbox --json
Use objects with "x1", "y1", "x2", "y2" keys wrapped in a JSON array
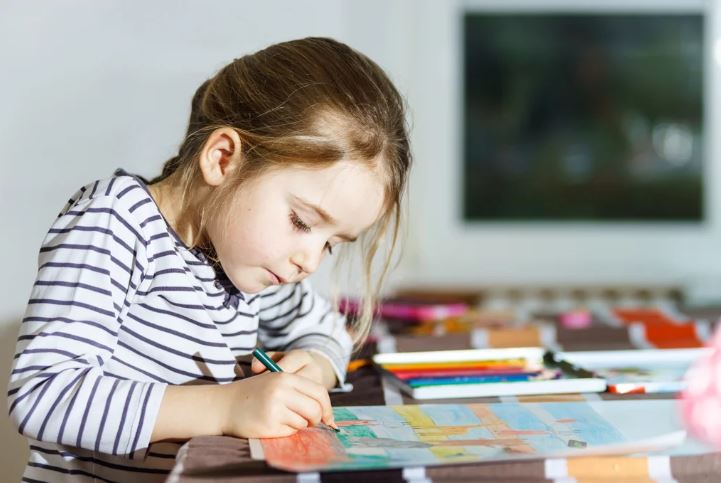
[
  {"x1": 470, "y1": 328, "x2": 489, "y2": 348},
  {"x1": 545, "y1": 458, "x2": 568, "y2": 478},
  {"x1": 403, "y1": 466, "x2": 431, "y2": 482},
  {"x1": 647, "y1": 455, "x2": 675, "y2": 481},
  {"x1": 297, "y1": 472, "x2": 321, "y2": 482}
]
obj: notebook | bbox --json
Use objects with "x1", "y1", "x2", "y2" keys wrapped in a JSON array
[{"x1": 373, "y1": 347, "x2": 606, "y2": 400}]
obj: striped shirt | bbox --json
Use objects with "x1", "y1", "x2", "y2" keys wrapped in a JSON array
[{"x1": 8, "y1": 170, "x2": 353, "y2": 482}]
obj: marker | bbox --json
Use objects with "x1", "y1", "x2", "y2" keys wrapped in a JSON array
[{"x1": 252, "y1": 347, "x2": 340, "y2": 432}]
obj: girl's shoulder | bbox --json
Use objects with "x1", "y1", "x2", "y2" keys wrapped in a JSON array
[
  {"x1": 59, "y1": 169, "x2": 153, "y2": 216},
  {"x1": 54, "y1": 169, "x2": 163, "y2": 250}
]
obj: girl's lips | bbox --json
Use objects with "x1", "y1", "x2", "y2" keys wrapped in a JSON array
[{"x1": 267, "y1": 269, "x2": 286, "y2": 285}]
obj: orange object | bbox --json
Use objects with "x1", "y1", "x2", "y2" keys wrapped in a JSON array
[{"x1": 347, "y1": 359, "x2": 372, "y2": 372}]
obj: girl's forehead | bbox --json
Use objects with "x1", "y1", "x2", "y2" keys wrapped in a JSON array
[{"x1": 268, "y1": 162, "x2": 386, "y2": 231}]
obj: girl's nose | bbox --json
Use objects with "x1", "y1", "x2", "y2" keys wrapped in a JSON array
[{"x1": 291, "y1": 242, "x2": 324, "y2": 276}]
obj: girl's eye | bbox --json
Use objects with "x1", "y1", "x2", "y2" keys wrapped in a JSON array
[
  {"x1": 290, "y1": 210, "x2": 334, "y2": 255},
  {"x1": 289, "y1": 211, "x2": 311, "y2": 233}
]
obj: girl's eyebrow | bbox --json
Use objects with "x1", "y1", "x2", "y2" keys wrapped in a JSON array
[{"x1": 292, "y1": 195, "x2": 358, "y2": 242}]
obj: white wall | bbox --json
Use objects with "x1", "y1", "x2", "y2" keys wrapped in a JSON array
[{"x1": 0, "y1": 0, "x2": 415, "y2": 478}]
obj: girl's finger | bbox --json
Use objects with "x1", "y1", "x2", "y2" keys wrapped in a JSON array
[
  {"x1": 292, "y1": 376, "x2": 336, "y2": 428},
  {"x1": 251, "y1": 351, "x2": 284, "y2": 373},
  {"x1": 281, "y1": 408, "x2": 310, "y2": 431},
  {"x1": 275, "y1": 350, "x2": 313, "y2": 373},
  {"x1": 285, "y1": 391, "x2": 323, "y2": 426}
]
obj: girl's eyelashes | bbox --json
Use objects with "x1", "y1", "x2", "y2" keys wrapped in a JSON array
[
  {"x1": 290, "y1": 211, "x2": 335, "y2": 255},
  {"x1": 289, "y1": 211, "x2": 311, "y2": 233}
]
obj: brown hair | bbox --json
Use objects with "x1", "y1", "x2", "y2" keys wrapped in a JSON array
[{"x1": 151, "y1": 37, "x2": 411, "y2": 349}]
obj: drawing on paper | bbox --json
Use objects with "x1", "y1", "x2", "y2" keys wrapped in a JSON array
[{"x1": 254, "y1": 402, "x2": 628, "y2": 472}]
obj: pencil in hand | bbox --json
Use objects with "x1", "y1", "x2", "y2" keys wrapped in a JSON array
[{"x1": 252, "y1": 348, "x2": 340, "y2": 432}]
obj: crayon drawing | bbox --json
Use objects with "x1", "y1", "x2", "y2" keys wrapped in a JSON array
[{"x1": 254, "y1": 402, "x2": 629, "y2": 472}]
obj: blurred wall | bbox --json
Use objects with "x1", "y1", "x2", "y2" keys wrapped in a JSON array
[{"x1": 0, "y1": 0, "x2": 416, "y2": 478}]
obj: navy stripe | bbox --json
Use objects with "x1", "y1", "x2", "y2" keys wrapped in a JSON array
[
  {"x1": 137, "y1": 302, "x2": 217, "y2": 330},
  {"x1": 22, "y1": 316, "x2": 118, "y2": 338},
  {"x1": 57, "y1": 368, "x2": 92, "y2": 444},
  {"x1": 38, "y1": 260, "x2": 109, "y2": 276},
  {"x1": 29, "y1": 445, "x2": 170, "y2": 474},
  {"x1": 36, "y1": 370, "x2": 88, "y2": 440},
  {"x1": 118, "y1": 324, "x2": 236, "y2": 365},
  {"x1": 125, "y1": 312, "x2": 227, "y2": 347},
  {"x1": 105, "y1": 176, "x2": 117, "y2": 196},
  {"x1": 39, "y1": 243, "x2": 110, "y2": 256},
  {"x1": 47, "y1": 225, "x2": 134, "y2": 254},
  {"x1": 34, "y1": 279, "x2": 113, "y2": 297},
  {"x1": 28, "y1": 298, "x2": 115, "y2": 318},
  {"x1": 95, "y1": 379, "x2": 120, "y2": 451},
  {"x1": 19, "y1": 331, "x2": 114, "y2": 353},
  {"x1": 9, "y1": 371, "x2": 62, "y2": 414},
  {"x1": 14, "y1": 347, "x2": 81, "y2": 360},
  {"x1": 116, "y1": 183, "x2": 140, "y2": 198},
  {"x1": 112, "y1": 381, "x2": 136, "y2": 454},
  {"x1": 18, "y1": 373, "x2": 58, "y2": 435},
  {"x1": 110, "y1": 355, "x2": 173, "y2": 383},
  {"x1": 89, "y1": 180, "x2": 99, "y2": 199},
  {"x1": 129, "y1": 197, "x2": 151, "y2": 212},
  {"x1": 75, "y1": 376, "x2": 102, "y2": 447},
  {"x1": 117, "y1": 339, "x2": 230, "y2": 382},
  {"x1": 260, "y1": 291, "x2": 307, "y2": 323},
  {"x1": 27, "y1": 462, "x2": 117, "y2": 483},
  {"x1": 140, "y1": 214, "x2": 162, "y2": 228},
  {"x1": 130, "y1": 387, "x2": 154, "y2": 456}
]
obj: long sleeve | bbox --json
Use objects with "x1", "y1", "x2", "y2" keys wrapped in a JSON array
[
  {"x1": 681, "y1": 327, "x2": 721, "y2": 448},
  {"x1": 257, "y1": 280, "x2": 353, "y2": 384},
  {"x1": 7, "y1": 185, "x2": 166, "y2": 458}
]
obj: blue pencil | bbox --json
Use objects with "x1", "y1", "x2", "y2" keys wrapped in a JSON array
[{"x1": 406, "y1": 371, "x2": 558, "y2": 388}]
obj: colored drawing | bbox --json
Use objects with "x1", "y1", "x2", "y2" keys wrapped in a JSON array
[{"x1": 253, "y1": 402, "x2": 652, "y2": 472}]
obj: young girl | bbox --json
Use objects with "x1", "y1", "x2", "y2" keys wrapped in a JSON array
[{"x1": 8, "y1": 37, "x2": 411, "y2": 482}]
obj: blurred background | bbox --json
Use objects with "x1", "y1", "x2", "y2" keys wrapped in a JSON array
[{"x1": 2, "y1": 0, "x2": 720, "y2": 478}]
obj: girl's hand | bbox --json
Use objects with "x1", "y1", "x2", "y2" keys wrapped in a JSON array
[
  {"x1": 218, "y1": 371, "x2": 336, "y2": 438},
  {"x1": 251, "y1": 349, "x2": 338, "y2": 388}
]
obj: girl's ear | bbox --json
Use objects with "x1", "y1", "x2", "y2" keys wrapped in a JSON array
[{"x1": 198, "y1": 127, "x2": 243, "y2": 187}]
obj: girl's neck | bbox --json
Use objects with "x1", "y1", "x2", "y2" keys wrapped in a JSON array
[{"x1": 148, "y1": 173, "x2": 200, "y2": 248}]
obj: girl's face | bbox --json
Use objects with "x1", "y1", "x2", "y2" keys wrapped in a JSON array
[{"x1": 206, "y1": 161, "x2": 386, "y2": 293}]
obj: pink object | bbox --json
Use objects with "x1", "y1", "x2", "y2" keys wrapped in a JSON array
[
  {"x1": 681, "y1": 327, "x2": 721, "y2": 448},
  {"x1": 559, "y1": 310, "x2": 592, "y2": 329},
  {"x1": 339, "y1": 298, "x2": 468, "y2": 322}
]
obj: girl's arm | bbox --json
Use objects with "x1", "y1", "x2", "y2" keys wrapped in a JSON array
[
  {"x1": 8, "y1": 181, "x2": 165, "y2": 458},
  {"x1": 151, "y1": 370, "x2": 336, "y2": 441},
  {"x1": 256, "y1": 281, "x2": 353, "y2": 387}
]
